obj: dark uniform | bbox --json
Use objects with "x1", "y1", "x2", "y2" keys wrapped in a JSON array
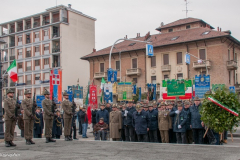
[
  {"x1": 17, "y1": 111, "x2": 24, "y2": 138},
  {"x1": 21, "y1": 90, "x2": 36, "y2": 145},
  {"x1": 4, "y1": 89, "x2": 17, "y2": 147},
  {"x1": 62, "y1": 91, "x2": 73, "y2": 141},
  {"x1": 148, "y1": 104, "x2": 158, "y2": 143},
  {"x1": 53, "y1": 114, "x2": 62, "y2": 139},
  {"x1": 42, "y1": 90, "x2": 56, "y2": 143},
  {"x1": 124, "y1": 104, "x2": 136, "y2": 142},
  {"x1": 34, "y1": 110, "x2": 44, "y2": 138},
  {"x1": 184, "y1": 101, "x2": 193, "y2": 144}
]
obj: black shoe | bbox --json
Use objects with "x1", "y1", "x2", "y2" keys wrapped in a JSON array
[
  {"x1": 79, "y1": 133, "x2": 82, "y2": 135},
  {"x1": 49, "y1": 138, "x2": 56, "y2": 142},
  {"x1": 73, "y1": 138, "x2": 79, "y2": 140},
  {"x1": 65, "y1": 136, "x2": 70, "y2": 141},
  {"x1": 68, "y1": 136, "x2": 73, "y2": 141},
  {"x1": 26, "y1": 139, "x2": 31, "y2": 145},
  {"x1": 9, "y1": 141, "x2": 16, "y2": 146},
  {"x1": 29, "y1": 139, "x2": 35, "y2": 144},
  {"x1": 5, "y1": 141, "x2": 11, "y2": 147},
  {"x1": 46, "y1": 138, "x2": 50, "y2": 143}
]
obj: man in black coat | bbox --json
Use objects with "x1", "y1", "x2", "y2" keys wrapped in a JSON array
[
  {"x1": 91, "y1": 107, "x2": 97, "y2": 131},
  {"x1": 124, "y1": 100, "x2": 136, "y2": 142},
  {"x1": 70, "y1": 107, "x2": 78, "y2": 140},
  {"x1": 77, "y1": 107, "x2": 83, "y2": 135},
  {"x1": 34, "y1": 107, "x2": 44, "y2": 138},
  {"x1": 80, "y1": 106, "x2": 88, "y2": 138}
]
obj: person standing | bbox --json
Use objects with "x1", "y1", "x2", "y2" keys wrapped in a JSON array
[
  {"x1": 80, "y1": 106, "x2": 88, "y2": 138},
  {"x1": 105, "y1": 102, "x2": 112, "y2": 114},
  {"x1": 158, "y1": 102, "x2": 172, "y2": 143},
  {"x1": 62, "y1": 91, "x2": 73, "y2": 141},
  {"x1": 124, "y1": 100, "x2": 136, "y2": 142},
  {"x1": 121, "y1": 104, "x2": 127, "y2": 141},
  {"x1": 42, "y1": 90, "x2": 56, "y2": 143},
  {"x1": 34, "y1": 107, "x2": 44, "y2": 138},
  {"x1": 132, "y1": 104, "x2": 150, "y2": 142},
  {"x1": 70, "y1": 106, "x2": 78, "y2": 140},
  {"x1": 184, "y1": 101, "x2": 193, "y2": 144},
  {"x1": 109, "y1": 104, "x2": 122, "y2": 141},
  {"x1": 148, "y1": 103, "x2": 158, "y2": 143},
  {"x1": 53, "y1": 110, "x2": 62, "y2": 139},
  {"x1": 91, "y1": 106, "x2": 97, "y2": 132},
  {"x1": 18, "y1": 109, "x2": 24, "y2": 138},
  {"x1": 96, "y1": 104, "x2": 109, "y2": 125},
  {"x1": 77, "y1": 107, "x2": 83, "y2": 135},
  {"x1": 4, "y1": 89, "x2": 17, "y2": 147},
  {"x1": 190, "y1": 96, "x2": 204, "y2": 144},
  {"x1": 22, "y1": 90, "x2": 36, "y2": 145},
  {"x1": 168, "y1": 102, "x2": 177, "y2": 143},
  {"x1": 170, "y1": 103, "x2": 187, "y2": 144}
]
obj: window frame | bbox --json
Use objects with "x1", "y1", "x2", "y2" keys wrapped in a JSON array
[
  {"x1": 132, "y1": 58, "x2": 138, "y2": 69},
  {"x1": 151, "y1": 56, "x2": 156, "y2": 67},
  {"x1": 115, "y1": 60, "x2": 120, "y2": 71},
  {"x1": 35, "y1": 60, "x2": 40, "y2": 66},
  {"x1": 199, "y1": 49, "x2": 206, "y2": 60},
  {"x1": 177, "y1": 73, "x2": 183, "y2": 80},
  {"x1": 100, "y1": 63, "x2": 104, "y2": 73},
  {"x1": 163, "y1": 54, "x2": 169, "y2": 65},
  {"x1": 176, "y1": 52, "x2": 182, "y2": 64}
]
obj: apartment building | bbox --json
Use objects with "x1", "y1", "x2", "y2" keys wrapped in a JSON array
[
  {"x1": 0, "y1": 5, "x2": 96, "y2": 100},
  {"x1": 81, "y1": 18, "x2": 240, "y2": 100}
]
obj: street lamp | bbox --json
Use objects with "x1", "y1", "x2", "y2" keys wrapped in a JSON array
[{"x1": 186, "y1": 52, "x2": 209, "y2": 75}]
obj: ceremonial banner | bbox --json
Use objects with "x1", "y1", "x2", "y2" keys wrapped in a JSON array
[
  {"x1": 67, "y1": 91, "x2": 73, "y2": 102},
  {"x1": 195, "y1": 75, "x2": 210, "y2": 99},
  {"x1": 50, "y1": 69, "x2": 62, "y2": 103},
  {"x1": 104, "y1": 83, "x2": 113, "y2": 103},
  {"x1": 147, "y1": 84, "x2": 156, "y2": 101},
  {"x1": 89, "y1": 85, "x2": 98, "y2": 105},
  {"x1": 107, "y1": 68, "x2": 117, "y2": 83},
  {"x1": 167, "y1": 79, "x2": 185, "y2": 96},
  {"x1": 132, "y1": 85, "x2": 137, "y2": 95},
  {"x1": 212, "y1": 84, "x2": 225, "y2": 93},
  {"x1": 112, "y1": 83, "x2": 117, "y2": 95},
  {"x1": 138, "y1": 87, "x2": 141, "y2": 101},
  {"x1": 117, "y1": 82, "x2": 132, "y2": 101},
  {"x1": 36, "y1": 95, "x2": 45, "y2": 108}
]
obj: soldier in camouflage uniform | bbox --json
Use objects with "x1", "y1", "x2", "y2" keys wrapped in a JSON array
[
  {"x1": 42, "y1": 90, "x2": 56, "y2": 143},
  {"x1": 21, "y1": 90, "x2": 36, "y2": 145},
  {"x1": 62, "y1": 91, "x2": 73, "y2": 141},
  {"x1": 4, "y1": 89, "x2": 17, "y2": 147}
]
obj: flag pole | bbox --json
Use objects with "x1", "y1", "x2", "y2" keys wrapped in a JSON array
[{"x1": 0, "y1": 53, "x2": 6, "y2": 139}]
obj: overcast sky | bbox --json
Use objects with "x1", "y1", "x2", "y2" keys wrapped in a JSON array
[{"x1": 1, "y1": 0, "x2": 240, "y2": 51}]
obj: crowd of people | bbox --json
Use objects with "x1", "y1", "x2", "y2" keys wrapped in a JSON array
[{"x1": 3, "y1": 88, "x2": 228, "y2": 147}]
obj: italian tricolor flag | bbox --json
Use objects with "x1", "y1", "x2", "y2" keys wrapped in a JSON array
[{"x1": 7, "y1": 59, "x2": 18, "y2": 82}]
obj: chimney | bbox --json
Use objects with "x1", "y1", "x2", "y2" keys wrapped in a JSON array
[
  {"x1": 125, "y1": 35, "x2": 128, "y2": 39},
  {"x1": 93, "y1": 48, "x2": 96, "y2": 52},
  {"x1": 220, "y1": 28, "x2": 222, "y2": 32},
  {"x1": 68, "y1": 4, "x2": 72, "y2": 8},
  {"x1": 217, "y1": 27, "x2": 219, "y2": 31}
]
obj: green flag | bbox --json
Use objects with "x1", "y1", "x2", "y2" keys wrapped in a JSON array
[
  {"x1": 167, "y1": 79, "x2": 185, "y2": 96},
  {"x1": 85, "y1": 82, "x2": 90, "y2": 105}
]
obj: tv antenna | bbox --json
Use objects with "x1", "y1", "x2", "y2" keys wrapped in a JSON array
[{"x1": 183, "y1": 0, "x2": 192, "y2": 18}]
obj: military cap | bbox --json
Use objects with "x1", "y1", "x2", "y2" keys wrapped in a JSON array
[
  {"x1": 177, "y1": 103, "x2": 183, "y2": 107},
  {"x1": 82, "y1": 105, "x2": 87, "y2": 109},
  {"x1": 128, "y1": 100, "x2": 134, "y2": 103},
  {"x1": 148, "y1": 103, "x2": 153, "y2": 107},
  {"x1": 112, "y1": 104, "x2": 117, "y2": 108},
  {"x1": 152, "y1": 101, "x2": 157, "y2": 105},
  {"x1": 24, "y1": 90, "x2": 31, "y2": 95},
  {"x1": 184, "y1": 101, "x2": 190, "y2": 105},
  {"x1": 143, "y1": 105, "x2": 148, "y2": 108},
  {"x1": 37, "y1": 107, "x2": 41, "y2": 109},
  {"x1": 194, "y1": 96, "x2": 201, "y2": 101},
  {"x1": 100, "y1": 117, "x2": 104, "y2": 121},
  {"x1": 136, "y1": 104, "x2": 143, "y2": 110},
  {"x1": 177, "y1": 99, "x2": 182, "y2": 102},
  {"x1": 43, "y1": 90, "x2": 50, "y2": 95},
  {"x1": 160, "y1": 102, "x2": 166, "y2": 106},
  {"x1": 6, "y1": 89, "x2": 14, "y2": 94},
  {"x1": 99, "y1": 103, "x2": 105, "y2": 107},
  {"x1": 63, "y1": 91, "x2": 69, "y2": 96}
]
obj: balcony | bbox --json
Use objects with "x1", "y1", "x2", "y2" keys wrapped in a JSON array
[
  {"x1": 52, "y1": 47, "x2": 60, "y2": 53},
  {"x1": 3, "y1": 44, "x2": 8, "y2": 49},
  {"x1": 227, "y1": 60, "x2": 238, "y2": 70},
  {"x1": 35, "y1": 80, "x2": 41, "y2": 84},
  {"x1": 0, "y1": 39, "x2": 6, "y2": 44},
  {"x1": 3, "y1": 83, "x2": 8, "y2": 87},
  {"x1": 35, "y1": 52, "x2": 40, "y2": 56},
  {"x1": 42, "y1": 80, "x2": 50, "y2": 83},
  {"x1": 126, "y1": 68, "x2": 142, "y2": 76},
  {"x1": 9, "y1": 42, "x2": 15, "y2": 47},
  {"x1": 42, "y1": 20, "x2": 50, "y2": 25},
  {"x1": 235, "y1": 84, "x2": 240, "y2": 92},
  {"x1": 2, "y1": 56, "x2": 8, "y2": 62},
  {"x1": 94, "y1": 72, "x2": 107, "y2": 79},
  {"x1": 17, "y1": 83, "x2": 26, "y2": 86},
  {"x1": 26, "y1": 39, "x2": 31, "y2": 44},
  {"x1": 9, "y1": 28, "x2": 15, "y2": 34},
  {"x1": 26, "y1": 66, "x2": 32, "y2": 71},
  {"x1": 25, "y1": 24, "x2": 31, "y2": 30},
  {"x1": 62, "y1": 17, "x2": 68, "y2": 23},
  {"x1": 35, "y1": 38, "x2": 39, "y2": 42},
  {"x1": 193, "y1": 60, "x2": 211, "y2": 69},
  {"x1": 10, "y1": 82, "x2": 15, "y2": 87},
  {"x1": 26, "y1": 52, "x2": 31, "y2": 58},
  {"x1": 18, "y1": 55, "x2": 22, "y2": 59},
  {"x1": 26, "y1": 80, "x2": 32, "y2": 85},
  {"x1": 33, "y1": 22, "x2": 40, "y2": 28},
  {"x1": 52, "y1": 17, "x2": 59, "y2": 23},
  {"x1": 18, "y1": 68, "x2": 23, "y2": 73},
  {"x1": 44, "y1": 64, "x2": 49, "y2": 69},
  {"x1": 17, "y1": 27, "x2": 23, "y2": 32},
  {"x1": 10, "y1": 55, "x2": 15, "y2": 60},
  {"x1": 161, "y1": 65, "x2": 171, "y2": 72},
  {"x1": 35, "y1": 66, "x2": 40, "y2": 70},
  {"x1": 44, "y1": 50, "x2": 49, "y2": 55},
  {"x1": 52, "y1": 62, "x2": 60, "y2": 68},
  {"x1": 52, "y1": 33, "x2": 60, "y2": 38},
  {"x1": 18, "y1": 41, "x2": 22, "y2": 46}
]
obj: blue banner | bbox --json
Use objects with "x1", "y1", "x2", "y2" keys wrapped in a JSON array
[
  {"x1": 138, "y1": 87, "x2": 141, "y2": 101},
  {"x1": 147, "y1": 84, "x2": 156, "y2": 101},
  {"x1": 195, "y1": 75, "x2": 210, "y2": 99},
  {"x1": 67, "y1": 91, "x2": 73, "y2": 102},
  {"x1": 229, "y1": 86, "x2": 236, "y2": 93},
  {"x1": 104, "y1": 83, "x2": 113, "y2": 103},
  {"x1": 107, "y1": 68, "x2": 117, "y2": 83},
  {"x1": 68, "y1": 86, "x2": 72, "y2": 93},
  {"x1": 133, "y1": 85, "x2": 137, "y2": 94},
  {"x1": 36, "y1": 95, "x2": 45, "y2": 108},
  {"x1": 74, "y1": 90, "x2": 83, "y2": 99}
]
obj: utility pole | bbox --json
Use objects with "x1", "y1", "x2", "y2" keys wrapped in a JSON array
[{"x1": 183, "y1": 0, "x2": 192, "y2": 18}]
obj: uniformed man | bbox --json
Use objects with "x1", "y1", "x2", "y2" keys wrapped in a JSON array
[
  {"x1": 34, "y1": 107, "x2": 44, "y2": 138},
  {"x1": 21, "y1": 90, "x2": 36, "y2": 145},
  {"x1": 62, "y1": 91, "x2": 73, "y2": 141},
  {"x1": 4, "y1": 89, "x2": 17, "y2": 147},
  {"x1": 42, "y1": 90, "x2": 56, "y2": 143},
  {"x1": 148, "y1": 103, "x2": 158, "y2": 143},
  {"x1": 109, "y1": 104, "x2": 122, "y2": 141},
  {"x1": 143, "y1": 105, "x2": 149, "y2": 112},
  {"x1": 158, "y1": 102, "x2": 172, "y2": 143}
]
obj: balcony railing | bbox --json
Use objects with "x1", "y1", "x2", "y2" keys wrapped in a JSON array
[
  {"x1": 52, "y1": 33, "x2": 60, "y2": 38},
  {"x1": 9, "y1": 42, "x2": 15, "y2": 47},
  {"x1": 26, "y1": 66, "x2": 32, "y2": 71},
  {"x1": 161, "y1": 65, "x2": 171, "y2": 72},
  {"x1": 52, "y1": 17, "x2": 59, "y2": 23},
  {"x1": 3, "y1": 83, "x2": 8, "y2": 87},
  {"x1": 33, "y1": 22, "x2": 40, "y2": 28},
  {"x1": 26, "y1": 80, "x2": 32, "y2": 85},
  {"x1": 25, "y1": 24, "x2": 31, "y2": 30},
  {"x1": 10, "y1": 82, "x2": 15, "y2": 87},
  {"x1": 193, "y1": 60, "x2": 211, "y2": 69},
  {"x1": 10, "y1": 55, "x2": 15, "y2": 60},
  {"x1": 42, "y1": 20, "x2": 50, "y2": 25},
  {"x1": 26, "y1": 52, "x2": 31, "y2": 58},
  {"x1": 17, "y1": 27, "x2": 23, "y2": 32},
  {"x1": 26, "y1": 39, "x2": 31, "y2": 44},
  {"x1": 52, "y1": 47, "x2": 60, "y2": 53},
  {"x1": 235, "y1": 84, "x2": 240, "y2": 91},
  {"x1": 126, "y1": 68, "x2": 142, "y2": 76},
  {"x1": 9, "y1": 28, "x2": 15, "y2": 33},
  {"x1": 2, "y1": 70, "x2": 6, "y2": 74},
  {"x1": 227, "y1": 60, "x2": 238, "y2": 70},
  {"x1": 52, "y1": 62, "x2": 60, "y2": 68},
  {"x1": 62, "y1": 17, "x2": 68, "y2": 23},
  {"x1": 2, "y1": 56, "x2": 8, "y2": 62},
  {"x1": 94, "y1": 72, "x2": 107, "y2": 79},
  {"x1": 4, "y1": 44, "x2": 8, "y2": 49}
]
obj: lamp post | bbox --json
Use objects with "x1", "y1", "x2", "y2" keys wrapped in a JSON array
[{"x1": 186, "y1": 52, "x2": 208, "y2": 75}]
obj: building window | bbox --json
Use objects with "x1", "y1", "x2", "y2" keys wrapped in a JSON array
[
  {"x1": 199, "y1": 49, "x2": 206, "y2": 60},
  {"x1": 151, "y1": 76, "x2": 156, "y2": 84},
  {"x1": 18, "y1": 49, "x2": 22, "y2": 55},
  {"x1": 186, "y1": 25, "x2": 191, "y2": 29},
  {"x1": 26, "y1": 75, "x2": 31, "y2": 84},
  {"x1": 132, "y1": 58, "x2": 137, "y2": 69},
  {"x1": 228, "y1": 49, "x2": 230, "y2": 61},
  {"x1": 35, "y1": 60, "x2": 40, "y2": 66},
  {"x1": 44, "y1": 73, "x2": 50, "y2": 80},
  {"x1": 35, "y1": 74, "x2": 40, "y2": 80},
  {"x1": 18, "y1": 63, "x2": 23, "y2": 69},
  {"x1": 44, "y1": 45, "x2": 49, "y2": 51},
  {"x1": 235, "y1": 53, "x2": 237, "y2": 61},
  {"x1": 35, "y1": 33, "x2": 39, "y2": 38},
  {"x1": 168, "y1": 28, "x2": 173, "y2": 32},
  {"x1": 44, "y1": 30, "x2": 49, "y2": 36},
  {"x1": 229, "y1": 71, "x2": 231, "y2": 84},
  {"x1": 177, "y1": 73, "x2": 183, "y2": 80},
  {"x1": 18, "y1": 76, "x2": 23, "y2": 83},
  {"x1": 133, "y1": 78, "x2": 137, "y2": 84},
  {"x1": 163, "y1": 54, "x2": 169, "y2": 65},
  {"x1": 151, "y1": 56, "x2": 156, "y2": 67},
  {"x1": 177, "y1": 52, "x2": 182, "y2": 64},
  {"x1": 35, "y1": 46, "x2": 39, "y2": 52},
  {"x1": 18, "y1": 36, "x2": 22, "y2": 42},
  {"x1": 26, "y1": 34, "x2": 30, "y2": 43},
  {"x1": 44, "y1": 58, "x2": 49, "y2": 65},
  {"x1": 164, "y1": 75, "x2": 169, "y2": 80},
  {"x1": 116, "y1": 61, "x2": 120, "y2": 71},
  {"x1": 100, "y1": 63, "x2": 104, "y2": 72},
  {"x1": 19, "y1": 90, "x2": 23, "y2": 96}
]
